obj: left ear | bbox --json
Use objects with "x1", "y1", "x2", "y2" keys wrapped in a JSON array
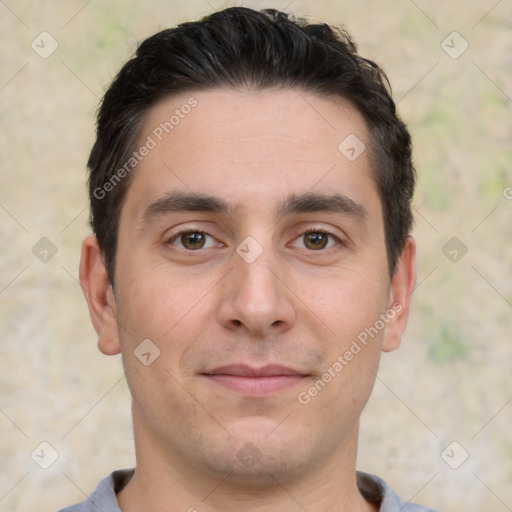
[{"x1": 382, "y1": 236, "x2": 416, "y2": 353}]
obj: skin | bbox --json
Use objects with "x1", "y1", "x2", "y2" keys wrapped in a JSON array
[{"x1": 80, "y1": 88, "x2": 416, "y2": 512}]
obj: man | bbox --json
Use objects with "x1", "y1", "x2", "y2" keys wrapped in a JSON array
[{"x1": 62, "y1": 6, "x2": 436, "y2": 511}]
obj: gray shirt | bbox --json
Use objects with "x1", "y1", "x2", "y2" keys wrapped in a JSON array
[{"x1": 58, "y1": 469, "x2": 437, "y2": 511}]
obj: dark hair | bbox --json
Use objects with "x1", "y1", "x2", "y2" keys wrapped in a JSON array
[{"x1": 88, "y1": 7, "x2": 415, "y2": 283}]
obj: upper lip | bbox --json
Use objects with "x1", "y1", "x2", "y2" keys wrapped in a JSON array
[{"x1": 204, "y1": 364, "x2": 307, "y2": 377}]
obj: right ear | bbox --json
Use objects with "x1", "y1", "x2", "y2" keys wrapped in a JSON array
[{"x1": 79, "y1": 235, "x2": 121, "y2": 355}]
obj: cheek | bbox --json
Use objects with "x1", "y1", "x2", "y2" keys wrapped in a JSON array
[
  {"x1": 293, "y1": 266, "x2": 388, "y2": 403},
  {"x1": 114, "y1": 268, "x2": 216, "y2": 422},
  {"x1": 114, "y1": 263, "x2": 215, "y2": 356},
  {"x1": 294, "y1": 264, "x2": 389, "y2": 336},
  {"x1": 297, "y1": 314, "x2": 384, "y2": 434}
]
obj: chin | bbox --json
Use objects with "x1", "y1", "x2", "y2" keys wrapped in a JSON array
[
  {"x1": 210, "y1": 448, "x2": 307, "y2": 488},
  {"x1": 196, "y1": 422, "x2": 319, "y2": 486}
]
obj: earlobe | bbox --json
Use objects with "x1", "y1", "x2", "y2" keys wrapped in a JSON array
[
  {"x1": 79, "y1": 235, "x2": 121, "y2": 355},
  {"x1": 382, "y1": 236, "x2": 416, "y2": 353}
]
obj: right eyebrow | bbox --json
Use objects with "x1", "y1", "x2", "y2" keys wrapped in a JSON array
[{"x1": 141, "y1": 191, "x2": 233, "y2": 224}]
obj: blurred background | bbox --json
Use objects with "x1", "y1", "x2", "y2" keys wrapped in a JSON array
[{"x1": 0, "y1": 1, "x2": 511, "y2": 510}]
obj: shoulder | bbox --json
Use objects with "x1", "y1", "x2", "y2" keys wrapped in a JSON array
[
  {"x1": 357, "y1": 471, "x2": 438, "y2": 512},
  {"x1": 57, "y1": 469, "x2": 134, "y2": 512}
]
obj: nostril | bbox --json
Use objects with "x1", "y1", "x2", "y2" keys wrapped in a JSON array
[{"x1": 272, "y1": 320, "x2": 282, "y2": 327}]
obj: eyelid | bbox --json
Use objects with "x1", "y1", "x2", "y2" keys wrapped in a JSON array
[
  {"x1": 292, "y1": 224, "x2": 344, "y2": 240},
  {"x1": 163, "y1": 220, "x2": 213, "y2": 238}
]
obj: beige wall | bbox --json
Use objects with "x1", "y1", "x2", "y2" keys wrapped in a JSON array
[{"x1": 1, "y1": 1, "x2": 511, "y2": 511}]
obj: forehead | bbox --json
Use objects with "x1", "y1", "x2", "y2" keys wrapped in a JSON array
[{"x1": 122, "y1": 88, "x2": 380, "y2": 221}]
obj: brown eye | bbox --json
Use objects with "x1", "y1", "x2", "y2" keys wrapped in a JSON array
[
  {"x1": 167, "y1": 230, "x2": 220, "y2": 252},
  {"x1": 177, "y1": 232, "x2": 209, "y2": 250},
  {"x1": 303, "y1": 232, "x2": 329, "y2": 250}
]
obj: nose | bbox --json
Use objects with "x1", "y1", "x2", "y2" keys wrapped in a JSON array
[{"x1": 217, "y1": 248, "x2": 296, "y2": 337}]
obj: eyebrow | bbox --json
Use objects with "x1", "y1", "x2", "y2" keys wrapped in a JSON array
[
  {"x1": 142, "y1": 191, "x2": 232, "y2": 223},
  {"x1": 141, "y1": 190, "x2": 367, "y2": 224},
  {"x1": 277, "y1": 192, "x2": 367, "y2": 220}
]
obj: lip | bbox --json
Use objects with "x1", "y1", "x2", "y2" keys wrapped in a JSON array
[{"x1": 203, "y1": 364, "x2": 309, "y2": 396}]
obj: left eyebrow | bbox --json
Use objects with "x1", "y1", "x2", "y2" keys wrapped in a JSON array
[{"x1": 277, "y1": 192, "x2": 368, "y2": 221}]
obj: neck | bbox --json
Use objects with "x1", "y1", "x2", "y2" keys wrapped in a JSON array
[{"x1": 117, "y1": 422, "x2": 377, "y2": 512}]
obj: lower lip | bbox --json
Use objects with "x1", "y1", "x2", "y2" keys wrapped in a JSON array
[{"x1": 205, "y1": 374, "x2": 307, "y2": 396}]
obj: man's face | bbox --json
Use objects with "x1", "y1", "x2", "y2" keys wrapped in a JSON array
[{"x1": 89, "y1": 89, "x2": 412, "y2": 483}]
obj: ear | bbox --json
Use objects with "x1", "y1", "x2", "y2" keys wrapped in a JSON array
[
  {"x1": 382, "y1": 236, "x2": 416, "y2": 353},
  {"x1": 79, "y1": 235, "x2": 121, "y2": 355}
]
